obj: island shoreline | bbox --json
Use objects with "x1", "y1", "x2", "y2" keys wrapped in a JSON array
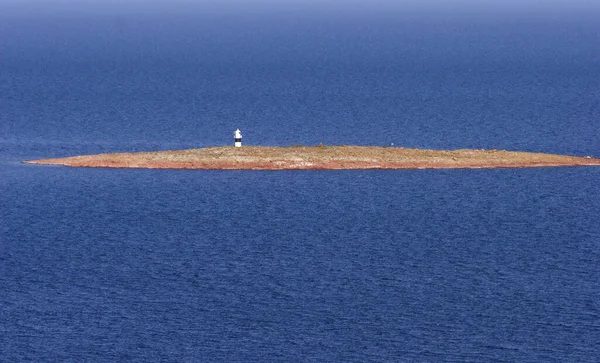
[{"x1": 24, "y1": 146, "x2": 600, "y2": 170}]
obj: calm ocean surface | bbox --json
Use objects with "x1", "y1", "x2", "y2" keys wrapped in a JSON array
[{"x1": 1, "y1": 2, "x2": 600, "y2": 361}]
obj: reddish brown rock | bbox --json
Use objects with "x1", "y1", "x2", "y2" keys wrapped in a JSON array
[{"x1": 25, "y1": 146, "x2": 600, "y2": 170}]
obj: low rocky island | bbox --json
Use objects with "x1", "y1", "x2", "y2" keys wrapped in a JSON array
[{"x1": 25, "y1": 146, "x2": 600, "y2": 170}]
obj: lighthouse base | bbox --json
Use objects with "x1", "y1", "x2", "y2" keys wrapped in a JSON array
[{"x1": 234, "y1": 141, "x2": 242, "y2": 147}]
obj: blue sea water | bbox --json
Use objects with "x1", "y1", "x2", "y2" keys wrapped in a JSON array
[{"x1": 1, "y1": 2, "x2": 600, "y2": 361}]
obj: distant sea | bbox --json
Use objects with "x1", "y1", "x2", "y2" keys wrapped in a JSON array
[{"x1": 1, "y1": 2, "x2": 599, "y2": 361}]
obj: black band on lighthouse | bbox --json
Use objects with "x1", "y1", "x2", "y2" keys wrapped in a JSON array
[{"x1": 235, "y1": 138, "x2": 241, "y2": 142}]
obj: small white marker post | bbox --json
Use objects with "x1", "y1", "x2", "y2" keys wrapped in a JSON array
[{"x1": 234, "y1": 129, "x2": 242, "y2": 147}]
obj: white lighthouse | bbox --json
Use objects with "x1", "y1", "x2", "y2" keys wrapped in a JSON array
[{"x1": 234, "y1": 129, "x2": 242, "y2": 147}]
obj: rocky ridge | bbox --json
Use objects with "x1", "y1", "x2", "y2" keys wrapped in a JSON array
[{"x1": 25, "y1": 146, "x2": 600, "y2": 170}]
